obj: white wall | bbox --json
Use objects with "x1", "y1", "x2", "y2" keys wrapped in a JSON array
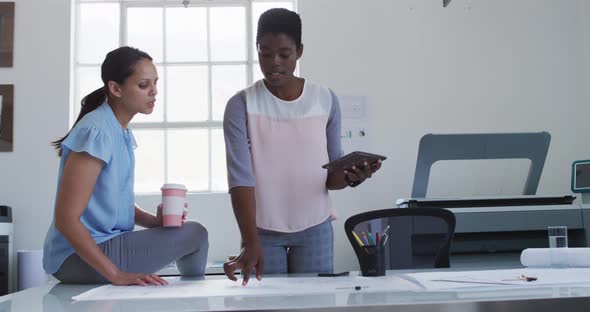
[
  {"x1": 1, "y1": 0, "x2": 590, "y2": 277},
  {"x1": 298, "y1": 0, "x2": 590, "y2": 270},
  {"x1": 0, "y1": 0, "x2": 70, "y2": 256}
]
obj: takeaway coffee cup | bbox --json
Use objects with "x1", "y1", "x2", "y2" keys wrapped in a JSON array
[{"x1": 161, "y1": 183, "x2": 187, "y2": 227}]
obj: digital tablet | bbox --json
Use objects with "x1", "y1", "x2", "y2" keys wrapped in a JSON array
[{"x1": 322, "y1": 151, "x2": 387, "y2": 171}]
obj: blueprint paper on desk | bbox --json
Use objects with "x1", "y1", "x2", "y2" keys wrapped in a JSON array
[
  {"x1": 403, "y1": 268, "x2": 590, "y2": 291},
  {"x1": 72, "y1": 275, "x2": 421, "y2": 301}
]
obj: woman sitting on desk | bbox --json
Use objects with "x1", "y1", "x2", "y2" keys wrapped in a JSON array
[
  {"x1": 223, "y1": 8, "x2": 382, "y2": 284},
  {"x1": 43, "y1": 46, "x2": 208, "y2": 285}
]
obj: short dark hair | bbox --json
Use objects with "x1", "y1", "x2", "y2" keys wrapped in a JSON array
[{"x1": 256, "y1": 8, "x2": 302, "y2": 49}]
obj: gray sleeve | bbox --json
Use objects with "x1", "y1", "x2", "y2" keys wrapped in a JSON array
[
  {"x1": 223, "y1": 92, "x2": 256, "y2": 190},
  {"x1": 326, "y1": 89, "x2": 343, "y2": 161}
]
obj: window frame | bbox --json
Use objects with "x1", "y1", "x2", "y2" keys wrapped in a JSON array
[{"x1": 73, "y1": 0, "x2": 296, "y2": 193}]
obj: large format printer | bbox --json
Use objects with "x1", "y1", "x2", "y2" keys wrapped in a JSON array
[{"x1": 396, "y1": 132, "x2": 590, "y2": 255}]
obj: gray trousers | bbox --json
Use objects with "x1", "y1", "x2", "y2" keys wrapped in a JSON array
[
  {"x1": 53, "y1": 221, "x2": 209, "y2": 284},
  {"x1": 259, "y1": 218, "x2": 333, "y2": 274}
]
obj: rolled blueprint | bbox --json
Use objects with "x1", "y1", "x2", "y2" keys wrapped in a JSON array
[
  {"x1": 521, "y1": 248, "x2": 590, "y2": 267},
  {"x1": 17, "y1": 249, "x2": 47, "y2": 290}
]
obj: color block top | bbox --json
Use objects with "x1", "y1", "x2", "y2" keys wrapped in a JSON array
[{"x1": 223, "y1": 79, "x2": 342, "y2": 232}]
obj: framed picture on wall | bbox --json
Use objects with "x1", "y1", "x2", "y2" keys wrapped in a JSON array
[
  {"x1": 0, "y1": 2, "x2": 14, "y2": 67},
  {"x1": 0, "y1": 84, "x2": 13, "y2": 152}
]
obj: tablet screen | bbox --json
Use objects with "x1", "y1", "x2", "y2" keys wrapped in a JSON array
[{"x1": 322, "y1": 151, "x2": 386, "y2": 171}]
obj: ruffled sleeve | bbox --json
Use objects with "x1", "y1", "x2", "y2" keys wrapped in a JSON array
[{"x1": 62, "y1": 126, "x2": 112, "y2": 164}]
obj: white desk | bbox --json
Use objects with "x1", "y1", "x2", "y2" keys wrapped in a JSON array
[{"x1": 2, "y1": 268, "x2": 590, "y2": 312}]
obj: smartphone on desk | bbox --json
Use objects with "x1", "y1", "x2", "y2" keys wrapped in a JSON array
[
  {"x1": 322, "y1": 151, "x2": 387, "y2": 171},
  {"x1": 318, "y1": 271, "x2": 350, "y2": 277}
]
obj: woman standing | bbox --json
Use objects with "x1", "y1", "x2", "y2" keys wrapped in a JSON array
[{"x1": 223, "y1": 9, "x2": 381, "y2": 284}]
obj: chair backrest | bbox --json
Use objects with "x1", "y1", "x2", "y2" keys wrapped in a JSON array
[{"x1": 345, "y1": 208, "x2": 456, "y2": 270}]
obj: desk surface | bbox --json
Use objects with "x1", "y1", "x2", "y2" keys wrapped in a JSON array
[{"x1": 2, "y1": 268, "x2": 590, "y2": 312}]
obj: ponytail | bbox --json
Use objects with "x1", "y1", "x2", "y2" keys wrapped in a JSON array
[
  {"x1": 52, "y1": 87, "x2": 106, "y2": 156},
  {"x1": 52, "y1": 46, "x2": 152, "y2": 157}
]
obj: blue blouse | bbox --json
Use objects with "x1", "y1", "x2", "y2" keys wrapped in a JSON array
[{"x1": 43, "y1": 103, "x2": 137, "y2": 274}]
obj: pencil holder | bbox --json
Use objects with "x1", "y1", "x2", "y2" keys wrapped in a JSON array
[{"x1": 359, "y1": 245, "x2": 385, "y2": 276}]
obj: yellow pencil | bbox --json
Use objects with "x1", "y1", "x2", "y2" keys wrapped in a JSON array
[{"x1": 352, "y1": 231, "x2": 364, "y2": 247}]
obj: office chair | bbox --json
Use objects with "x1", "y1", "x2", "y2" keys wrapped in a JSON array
[{"x1": 345, "y1": 208, "x2": 456, "y2": 270}]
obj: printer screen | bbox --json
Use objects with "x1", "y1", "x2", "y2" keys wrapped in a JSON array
[{"x1": 575, "y1": 162, "x2": 590, "y2": 189}]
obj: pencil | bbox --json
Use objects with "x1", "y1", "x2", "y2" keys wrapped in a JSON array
[
  {"x1": 382, "y1": 225, "x2": 390, "y2": 237},
  {"x1": 361, "y1": 232, "x2": 370, "y2": 245},
  {"x1": 367, "y1": 231, "x2": 375, "y2": 245},
  {"x1": 352, "y1": 231, "x2": 364, "y2": 247},
  {"x1": 381, "y1": 233, "x2": 389, "y2": 246}
]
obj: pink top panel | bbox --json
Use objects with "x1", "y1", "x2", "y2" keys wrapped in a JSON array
[{"x1": 247, "y1": 114, "x2": 331, "y2": 232}]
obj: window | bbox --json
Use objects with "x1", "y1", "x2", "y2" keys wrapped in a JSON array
[{"x1": 73, "y1": 0, "x2": 296, "y2": 193}]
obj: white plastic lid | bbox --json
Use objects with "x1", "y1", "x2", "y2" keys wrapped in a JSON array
[{"x1": 161, "y1": 183, "x2": 187, "y2": 191}]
